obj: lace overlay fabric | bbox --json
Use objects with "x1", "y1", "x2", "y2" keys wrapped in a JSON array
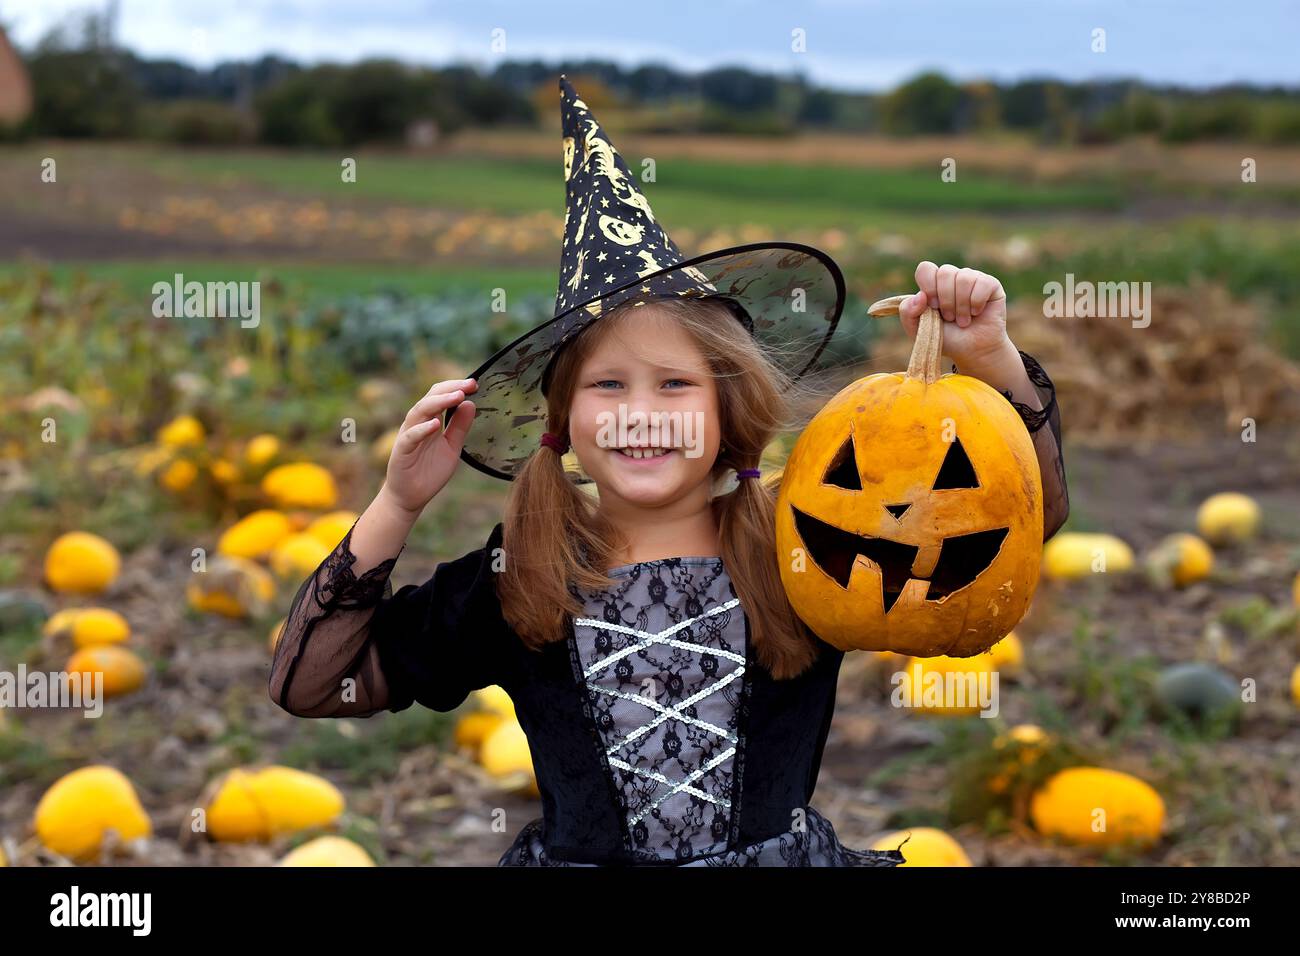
[
  {"x1": 496, "y1": 556, "x2": 904, "y2": 867},
  {"x1": 268, "y1": 520, "x2": 404, "y2": 717}
]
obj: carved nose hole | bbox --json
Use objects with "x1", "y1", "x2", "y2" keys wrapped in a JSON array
[{"x1": 884, "y1": 503, "x2": 911, "y2": 521}]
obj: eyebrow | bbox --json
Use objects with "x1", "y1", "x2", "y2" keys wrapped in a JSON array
[{"x1": 587, "y1": 364, "x2": 700, "y2": 376}]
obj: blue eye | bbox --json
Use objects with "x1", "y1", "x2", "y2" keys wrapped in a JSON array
[
  {"x1": 594, "y1": 380, "x2": 621, "y2": 389},
  {"x1": 664, "y1": 379, "x2": 690, "y2": 389}
]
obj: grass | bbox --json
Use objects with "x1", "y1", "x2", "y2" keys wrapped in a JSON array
[{"x1": 4, "y1": 142, "x2": 1130, "y2": 230}]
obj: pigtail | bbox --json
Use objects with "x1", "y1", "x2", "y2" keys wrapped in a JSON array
[
  {"x1": 714, "y1": 465, "x2": 820, "y2": 679},
  {"x1": 500, "y1": 422, "x2": 623, "y2": 652}
]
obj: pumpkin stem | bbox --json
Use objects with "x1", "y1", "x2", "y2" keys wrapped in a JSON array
[
  {"x1": 866, "y1": 294, "x2": 944, "y2": 384},
  {"x1": 907, "y1": 305, "x2": 944, "y2": 383}
]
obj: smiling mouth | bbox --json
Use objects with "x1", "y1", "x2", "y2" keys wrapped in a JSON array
[
  {"x1": 790, "y1": 505, "x2": 1009, "y2": 612},
  {"x1": 614, "y1": 447, "x2": 674, "y2": 459}
]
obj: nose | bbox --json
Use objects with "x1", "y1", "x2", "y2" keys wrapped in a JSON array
[{"x1": 884, "y1": 503, "x2": 911, "y2": 521}]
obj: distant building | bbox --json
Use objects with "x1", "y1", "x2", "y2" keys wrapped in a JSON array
[{"x1": 0, "y1": 26, "x2": 33, "y2": 125}]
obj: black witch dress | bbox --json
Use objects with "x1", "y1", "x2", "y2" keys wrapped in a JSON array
[{"x1": 268, "y1": 351, "x2": 1067, "y2": 867}]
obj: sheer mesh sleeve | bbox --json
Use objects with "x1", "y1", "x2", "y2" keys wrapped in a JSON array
[
  {"x1": 953, "y1": 349, "x2": 1069, "y2": 541},
  {"x1": 268, "y1": 520, "x2": 509, "y2": 718},
  {"x1": 268, "y1": 519, "x2": 406, "y2": 718}
]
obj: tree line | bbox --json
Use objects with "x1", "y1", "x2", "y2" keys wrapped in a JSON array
[{"x1": 5, "y1": 10, "x2": 1298, "y2": 146}]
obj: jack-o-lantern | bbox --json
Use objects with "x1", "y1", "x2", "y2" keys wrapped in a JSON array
[{"x1": 775, "y1": 294, "x2": 1043, "y2": 657}]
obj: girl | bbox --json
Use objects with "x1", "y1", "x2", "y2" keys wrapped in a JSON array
[{"x1": 268, "y1": 77, "x2": 1069, "y2": 867}]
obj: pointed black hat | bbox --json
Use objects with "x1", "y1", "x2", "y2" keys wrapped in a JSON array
[{"x1": 455, "y1": 74, "x2": 845, "y2": 481}]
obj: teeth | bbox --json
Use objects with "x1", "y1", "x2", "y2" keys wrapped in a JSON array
[{"x1": 617, "y1": 447, "x2": 671, "y2": 459}]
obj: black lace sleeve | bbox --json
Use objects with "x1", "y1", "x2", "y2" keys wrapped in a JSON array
[
  {"x1": 268, "y1": 519, "x2": 511, "y2": 718},
  {"x1": 953, "y1": 349, "x2": 1069, "y2": 541},
  {"x1": 268, "y1": 518, "x2": 405, "y2": 717}
]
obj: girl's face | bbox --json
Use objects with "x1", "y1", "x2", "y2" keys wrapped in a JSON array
[{"x1": 568, "y1": 310, "x2": 721, "y2": 511}]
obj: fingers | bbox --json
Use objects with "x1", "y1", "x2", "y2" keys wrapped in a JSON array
[
  {"x1": 970, "y1": 273, "x2": 1005, "y2": 316},
  {"x1": 898, "y1": 291, "x2": 925, "y2": 338},
  {"x1": 396, "y1": 414, "x2": 443, "y2": 452},
  {"x1": 402, "y1": 378, "x2": 477, "y2": 431},
  {"x1": 913, "y1": 262, "x2": 999, "y2": 328},
  {"x1": 440, "y1": 399, "x2": 476, "y2": 453}
]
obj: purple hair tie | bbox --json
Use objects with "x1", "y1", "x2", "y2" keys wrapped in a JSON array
[
  {"x1": 736, "y1": 468, "x2": 761, "y2": 480},
  {"x1": 540, "y1": 431, "x2": 569, "y2": 453}
]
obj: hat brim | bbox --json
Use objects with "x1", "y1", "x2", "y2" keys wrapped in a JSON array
[{"x1": 451, "y1": 241, "x2": 846, "y2": 482}]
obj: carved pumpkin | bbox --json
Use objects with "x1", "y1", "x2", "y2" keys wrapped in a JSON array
[{"x1": 775, "y1": 294, "x2": 1043, "y2": 656}]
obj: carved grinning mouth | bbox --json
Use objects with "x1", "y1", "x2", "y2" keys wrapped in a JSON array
[{"x1": 790, "y1": 505, "x2": 1009, "y2": 612}]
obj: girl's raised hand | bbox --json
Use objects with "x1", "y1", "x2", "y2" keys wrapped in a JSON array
[
  {"x1": 898, "y1": 261, "x2": 1013, "y2": 371},
  {"x1": 381, "y1": 378, "x2": 477, "y2": 516}
]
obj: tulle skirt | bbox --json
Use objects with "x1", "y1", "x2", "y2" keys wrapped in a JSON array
[{"x1": 498, "y1": 804, "x2": 906, "y2": 867}]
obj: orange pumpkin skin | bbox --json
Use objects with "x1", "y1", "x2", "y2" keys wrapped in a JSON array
[{"x1": 775, "y1": 368, "x2": 1043, "y2": 657}]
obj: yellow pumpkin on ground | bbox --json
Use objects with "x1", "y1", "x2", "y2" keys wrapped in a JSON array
[
  {"x1": 67, "y1": 645, "x2": 148, "y2": 698},
  {"x1": 186, "y1": 555, "x2": 275, "y2": 618},
  {"x1": 157, "y1": 414, "x2": 205, "y2": 449},
  {"x1": 43, "y1": 607, "x2": 130, "y2": 647},
  {"x1": 306, "y1": 511, "x2": 360, "y2": 550},
  {"x1": 897, "y1": 653, "x2": 997, "y2": 716},
  {"x1": 43, "y1": 607, "x2": 85, "y2": 637},
  {"x1": 44, "y1": 531, "x2": 121, "y2": 594},
  {"x1": 1042, "y1": 532, "x2": 1134, "y2": 580},
  {"x1": 456, "y1": 711, "x2": 507, "y2": 753},
  {"x1": 775, "y1": 295, "x2": 1042, "y2": 657},
  {"x1": 986, "y1": 631, "x2": 1024, "y2": 677},
  {"x1": 159, "y1": 457, "x2": 200, "y2": 492},
  {"x1": 217, "y1": 509, "x2": 293, "y2": 559},
  {"x1": 71, "y1": 607, "x2": 131, "y2": 647},
  {"x1": 1145, "y1": 533, "x2": 1214, "y2": 588},
  {"x1": 480, "y1": 718, "x2": 539, "y2": 797},
  {"x1": 261, "y1": 462, "x2": 338, "y2": 510},
  {"x1": 1290, "y1": 663, "x2": 1299, "y2": 708},
  {"x1": 278, "y1": 835, "x2": 375, "y2": 867},
  {"x1": 1196, "y1": 492, "x2": 1260, "y2": 546},
  {"x1": 209, "y1": 458, "x2": 240, "y2": 485},
  {"x1": 870, "y1": 827, "x2": 971, "y2": 866},
  {"x1": 474, "y1": 685, "x2": 517, "y2": 718},
  {"x1": 34, "y1": 766, "x2": 152, "y2": 861},
  {"x1": 270, "y1": 533, "x2": 332, "y2": 579},
  {"x1": 1030, "y1": 767, "x2": 1164, "y2": 848},
  {"x1": 244, "y1": 434, "x2": 281, "y2": 467},
  {"x1": 206, "y1": 766, "x2": 345, "y2": 842}
]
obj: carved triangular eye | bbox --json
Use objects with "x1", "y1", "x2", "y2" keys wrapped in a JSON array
[
  {"x1": 823, "y1": 434, "x2": 861, "y2": 490},
  {"x1": 932, "y1": 437, "x2": 979, "y2": 489}
]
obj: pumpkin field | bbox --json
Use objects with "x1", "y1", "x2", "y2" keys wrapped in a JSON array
[{"x1": 1, "y1": 130, "x2": 1299, "y2": 867}]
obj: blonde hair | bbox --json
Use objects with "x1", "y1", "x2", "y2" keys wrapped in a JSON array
[{"x1": 499, "y1": 294, "x2": 834, "y2": 680}]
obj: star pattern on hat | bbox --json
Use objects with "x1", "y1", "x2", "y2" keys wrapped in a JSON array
[{"x1": 555, "y1": 75, "x2": 716, "y2": 319}]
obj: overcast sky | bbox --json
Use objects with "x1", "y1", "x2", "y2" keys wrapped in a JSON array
[{"x1": 2, "y1": 0, "x2": 1296, "y2": 92}]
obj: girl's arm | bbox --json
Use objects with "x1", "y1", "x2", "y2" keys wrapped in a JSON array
[
  {"x1": 268, "y1": 377, "x2": 482, "y2": 717},
  {"x1": 900, "y1": 264, "x2": 1070, "y2": 540},
  {"x1": 268, "y1": 501, "x2": 511, "y2": 718},
  {"x1": 950, "y1": 340, "x2": 1070, "y2": 540},
  {"x1": 267, "y1": 490, "x2": 412, "y2": 717}
]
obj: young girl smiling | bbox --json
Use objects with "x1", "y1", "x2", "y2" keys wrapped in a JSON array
[{"x1": 269, "y1": 76, "x2": 1069, "y2": 866}]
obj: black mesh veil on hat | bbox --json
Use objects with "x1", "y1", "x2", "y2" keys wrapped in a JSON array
[{"x1": 451, "y1": 74, "x2": 846, "y2": 482}]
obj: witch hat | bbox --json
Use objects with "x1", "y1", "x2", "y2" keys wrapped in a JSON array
[{"x1": 455, "y1": 74, "x2": 846, "y2": 481}]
